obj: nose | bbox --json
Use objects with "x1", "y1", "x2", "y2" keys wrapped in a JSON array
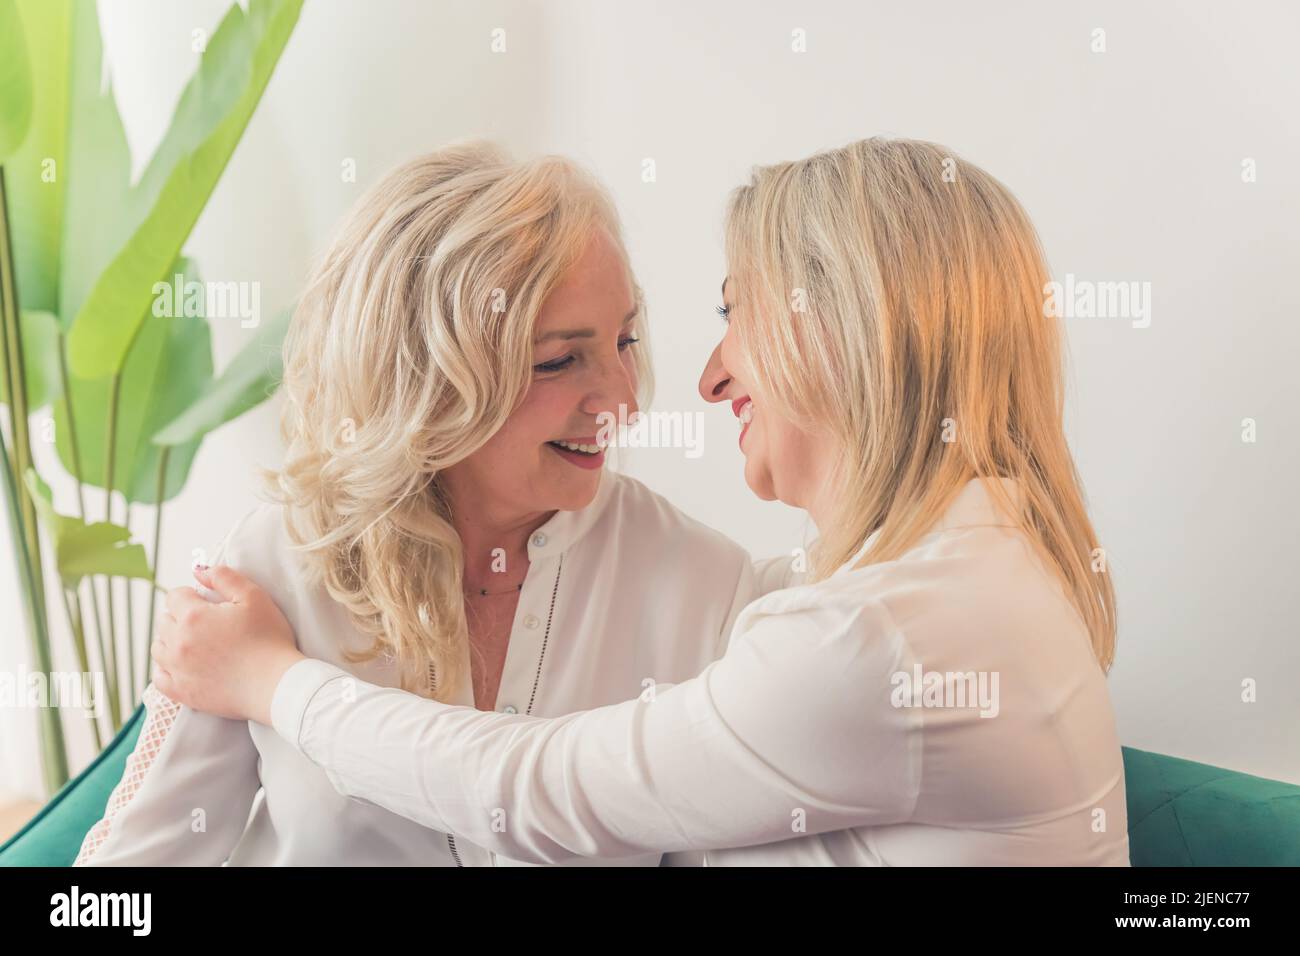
[
  {"x1": 698, "y1": 341, "x2": 732, "y2": 404},
  {"x1": 581, "y1": 354, "x2": 640, "y2": 424}
]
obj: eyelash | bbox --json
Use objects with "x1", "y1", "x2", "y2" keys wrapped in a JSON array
[
  {"x1": 533, "y1": 336, "x2": 640, "y2": 374},
  {"x1": 715, "y1": 304, "x2": 731, "y2": 323}
]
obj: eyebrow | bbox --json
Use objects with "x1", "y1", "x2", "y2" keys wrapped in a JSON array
[{"x1": 534, "y1": 308, "x2": 639, "y2": 344}]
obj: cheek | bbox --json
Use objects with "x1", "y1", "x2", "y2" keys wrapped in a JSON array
[
  {"x1": 747, "y1": 413, "x2": 809, "y2": 498},
  {"x1": 463, "y1": 387, "x2": 563, "y2": 479},
  {"x1": 508, "y1": 382, "x2": 574, "y2": 444},
  {"x1": 738, "y1": 412, "x2": 777, "y2": 498},
  {"x1": 768, "y1": 419, "x2": 826, "y2": 503}
]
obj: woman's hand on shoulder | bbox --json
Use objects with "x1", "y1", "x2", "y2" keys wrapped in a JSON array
[{"x1": 151, "y1": 565, "x2": 305, "y2": 725}]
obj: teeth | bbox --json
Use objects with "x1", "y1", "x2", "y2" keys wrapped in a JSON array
[
  {"x1": 551, "y1": 440, "x2": 600, "y2": 454},
  {"x1": 738, "y1": 401, "x2": 753, "y2": 426}
]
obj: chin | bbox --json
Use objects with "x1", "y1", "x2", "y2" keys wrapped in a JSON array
[
  {"x1": 743, "y1": 462, "x2": 780, "y2": 502},
  {"x1": 549, "y1": 473, "x2": 602, "y2": 512}
]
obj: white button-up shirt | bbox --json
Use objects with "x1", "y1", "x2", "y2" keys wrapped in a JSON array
[
  {"x1": 270, "y1": 477, "x2": 1131, "y2": 866},
  {"x1": 75, "y1": 470, "x2": 763, "y2": 866}
]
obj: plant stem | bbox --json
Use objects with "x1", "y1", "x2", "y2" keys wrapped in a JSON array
[
  {"x1": 100, "y1": 303, "x2": 152, "y2": 726},
  {"x1": 0, "y1": 169, "x2": 43, "y2": 602},
  {"x1": 72, "y1": 585, "x2": 104, "y2": 750},
  {"x1": 57, "y1": 333, "x2": 110, "y2": 700},
  {"x1": 125, "y1": 502, "x2": 135, "y2": 703},
  {"x1": 102, "y1": 373, "x2": 123, "y2": 730},
  {"x1": 0, "y1": 436, "x2": 68, "y2": 782},
  {"x1": 143, "y1": 446, "x2": 169, "y2": 688},
  {"x1": 60, "y1": 585, "x2": 102, "y2": 751},
  {"x1": 0, "y1": 166, "x2": 68, "y2": 791}
]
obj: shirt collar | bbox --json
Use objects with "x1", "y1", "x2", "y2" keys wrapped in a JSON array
[
  {"x1": 832, "y1": 476, "x2": 1023, "y2": 578},
  {"x1": 524, "y1": 469, "x2": 618, "y2": 560}
]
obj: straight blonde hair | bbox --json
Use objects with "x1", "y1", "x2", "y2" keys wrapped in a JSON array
[
  {"x1": 264, "y1": 142, "x2": 651, "y2": 700},
  {"x1": 724, "y1": 137, "x2": 1116, "y2": 670}
]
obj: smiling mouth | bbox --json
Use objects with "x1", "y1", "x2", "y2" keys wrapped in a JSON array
[
  {"x1": 546, "y1": 437, "x2": 606, "y2": 470},
  {"x1": 547, "y1": 438, "x2": 602, "y2": 455},
  {"x1": 732, "y1": 397, "x2": 753, "y2": 446}
]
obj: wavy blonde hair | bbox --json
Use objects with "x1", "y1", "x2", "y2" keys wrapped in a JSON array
[
  {"x1": 724, "y1": 137, "x2": 1117, "y2": 670},
  {"x1": 263, "y1": 142, "x2": 650, "y2": 700}
]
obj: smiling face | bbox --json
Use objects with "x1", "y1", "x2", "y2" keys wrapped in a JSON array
[
  {"x1": 440, "y1": 228, "x2": 641, "y2": 525},
  {"x1": 698, "y1": 278, "x2": 835, "y2": 523}
]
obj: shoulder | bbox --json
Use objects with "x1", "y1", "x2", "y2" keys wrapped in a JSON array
[
  {"x1": 209, "y1": 500, "x2": 311, "y2": 608},
  {"x1": 870, "y1": 524, "x2": 1089, "y2": 656},
  {"x1": 598, "y1": 470, "x2": 751, "y2": 571},
  {"x1": 736, "y1": 575, "x2": 902, "y2": 654},
  {"x1": 212, "y1": 500, "x2": 292, "y2": 563},
  {"x1": 739, "y1": 522, "x2": 1091, "y2": 671}
]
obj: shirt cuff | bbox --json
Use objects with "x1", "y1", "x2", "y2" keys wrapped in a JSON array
[{"x1": 270, "y1": 658, "x2": 351, "y2": 751}]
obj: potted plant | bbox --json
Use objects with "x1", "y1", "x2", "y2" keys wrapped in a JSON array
[{"x1": 0, "y1": 0, "x2": 305, "y2": 795}]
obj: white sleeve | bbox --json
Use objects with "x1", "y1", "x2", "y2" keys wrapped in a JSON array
[
  {"x1": 712, "y1": 553, "x2": 760, "y2": 658},
  {"x1": 272, "y1": 597, "x2": 922, "y2": 864},
  {"x1": 752, "y1": 554, "x2": 806, "y2": 596},
  {"x1": 75, "y1": 523, "x2": 263, "y2": 867},
  {"x1": 660, "y1": 554, "x2": 760, "y2": 866},
  {"x1": 73, "y1": 685, "x2": 261, "y2": 866}
]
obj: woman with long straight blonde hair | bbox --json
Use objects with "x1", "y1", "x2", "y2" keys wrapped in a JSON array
[
  {"x1": 157, "y1": 137, "x2": 1130, "y2": 866},
  {"x1": 77, "y1": 142, "x2": 763, "y2": 866},
  {"x1": 724, "y1": 137, "x2": 1115, "y2": 667}
]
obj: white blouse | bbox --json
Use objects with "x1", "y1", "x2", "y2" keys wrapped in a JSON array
[
  {"x1": 75, "y1": 469, "x2": 766, "y2": 867},
  {"x1": 269, "y1": 477, "x2": 1131, "y2": 866}
]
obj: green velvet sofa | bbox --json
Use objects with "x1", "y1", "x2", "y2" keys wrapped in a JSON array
[{"x1": 2, "y1": 704, "x2": 1297, "y2": 866}]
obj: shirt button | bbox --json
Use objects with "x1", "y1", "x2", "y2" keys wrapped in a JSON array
[
  {"x1": 531, "y1": 532, "x2": 547, "y2": 548},
  {"x1": 501, "y1": 704, "x2": 518, "y2": 715},
  {"x1": 523, "y1": 613, "x2": 540, "y2": 629}
]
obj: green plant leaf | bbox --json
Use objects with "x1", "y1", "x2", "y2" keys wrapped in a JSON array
[
  {"x1": 0, "y1": 309, "x2": 60, "y2": 409},
  {"x1": 56, "y1": 520, "x2": 153, "y2": 582},
  {"x1": 24, "y1": 467, "x2": 152, "y2": 586},
  {"x1": 55, "y1": 258, "x2": 214, "y2": 503},
  {"x1": 153, "y1": 305, "x2": 290, "y2": 447},
  {"x1": 53, "y1": 0, "x2": 134, "y2": 329},
  {"x1": 0, "y1": 0, "x2": 34, "y2": 159},
  {"x1": 5, "y1": 0, "x2": 129, "y2": 324},
  {"x1": 66, "y1": 0, "x2": 304, "y2": 378}
]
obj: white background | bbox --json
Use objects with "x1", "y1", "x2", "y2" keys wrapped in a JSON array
[{"x1": 3, "y1": 0, "x2": 1297, "y2": 800}]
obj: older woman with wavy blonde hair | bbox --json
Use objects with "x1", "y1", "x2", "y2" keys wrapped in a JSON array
[
  {"x1": 76, "y1": 142, "x2": 763, "y2": 866},
  {"x1": 158, "y1": 137, "x2": 1130, "y2": 866}
]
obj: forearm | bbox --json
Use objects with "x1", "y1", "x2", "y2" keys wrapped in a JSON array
[
  {"x1": 77, "y1": 685, "x2": 261, "y2": 866},
  {"x1": 273, "y1": 661, "x2": 700, "y2": 862},
  {"x1": 268, "y1": 602, "x2": 916, "y2": 863},
  {"x1": 270, "y1": 655, "x2": 877, "y2": 864}
]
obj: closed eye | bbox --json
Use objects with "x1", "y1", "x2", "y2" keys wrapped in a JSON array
[
  {"x1": 715, "y1": 304, "x2": 731, "y2": 322},
  {"x1": 533, "y1": 336, "x2": 640, "y2": 374},
  {"x1": 534, "y1": 355, "x2": 575, "y2": 373}
]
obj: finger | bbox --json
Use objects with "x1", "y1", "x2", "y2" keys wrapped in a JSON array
[
  {"x1": 192, "y1": 563, "x2": 216, "y2": 591},
  {"x1": 196, "y1": 563, "x2": 258, "y2": 604},
  {"x1": 153, "y1": 668, "x2": 176, "y2": 702},
  {"x1": 151, "y1": 639, "x2": 171, "y2": 670},
  {"x1": 155, "y1": 610, "x2": 174, "y2": 644},
  {"x1": 165, "y1": 585, "x2": 207, "y2": 618}
]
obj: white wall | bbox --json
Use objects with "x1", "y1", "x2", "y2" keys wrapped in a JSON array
[{"x1": 3, "y1": 0, "x2": 1296, "y2": 799}]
